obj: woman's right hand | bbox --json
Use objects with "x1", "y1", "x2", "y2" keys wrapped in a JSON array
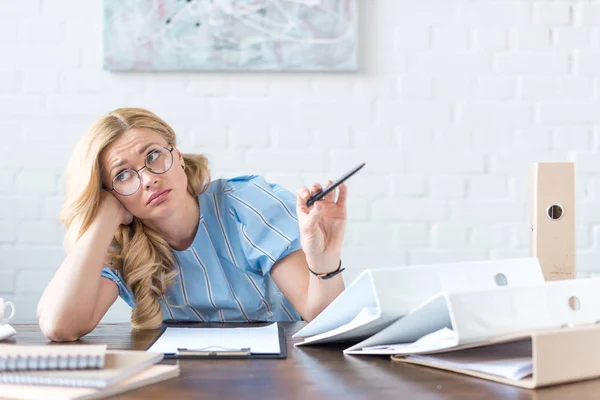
[{"x1": 99, "y1": 191, "x2": 133, "y2": 226}]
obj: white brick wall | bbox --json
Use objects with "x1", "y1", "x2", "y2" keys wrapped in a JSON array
[{"x1": 1, "y1": 0, "x2": 599, "y2": 324}]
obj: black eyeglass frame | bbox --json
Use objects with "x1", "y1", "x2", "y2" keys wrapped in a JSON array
[{"x1": 105, "y1": 145, "x2": 175, "y2": 196}]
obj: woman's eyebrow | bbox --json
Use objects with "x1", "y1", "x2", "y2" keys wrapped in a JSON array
[
  {"x1": 109, "y1": 159, "x2": 126, "y2": 175},
  {"x1": 138, "y1": 142, "x2": 160, "y2": 155},
  {"x1": 109, "y1": 142, "x2": 162, "y2": 174}
]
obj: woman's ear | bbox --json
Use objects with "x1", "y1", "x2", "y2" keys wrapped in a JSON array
[
  {"x1": 175, "y1": 148, "x2": 186, "y2": 171},
  {"x1": 172, "y1": 145, "x2": 183, "y2": 161}
]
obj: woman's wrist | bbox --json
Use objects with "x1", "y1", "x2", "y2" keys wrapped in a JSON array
[
  {"x1": 306, "y1": 256, "x2": 339, "y2": 273},
  {"x1": 97, "y1": 201, "x2": 123, "y2": 230},
  {"x1": 307, "y1": 259, "x2": 344, "y2": 280}
]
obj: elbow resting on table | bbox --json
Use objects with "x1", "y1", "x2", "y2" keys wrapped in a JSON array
[{"x1": 38, "y1": 315, "x2": 94, "y2": 342}]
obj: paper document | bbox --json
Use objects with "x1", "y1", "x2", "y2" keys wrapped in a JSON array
[
  {"x1": 353, "y1": 327, "x2": 460, "y2": 355},
  {"x1": 295, "y1": 307, "x2": 395, "y2": 346},
  {"x1": 0, "y1": 324, "x2": 16, "y2": 342},
  {"x1": 148, "y1": 323, "x2": 281, "y2": 354},
  {"x1": 407, "y1": 341, "x2": 533, "y2": 381}
]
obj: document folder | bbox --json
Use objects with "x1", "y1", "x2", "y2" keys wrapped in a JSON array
[
  {"x1": 345, "y1": 277, "x2": 600, "y2": 355},
  {"x1": 294, "y1": 257, "x2": 545, "y2": 346},
  {"x1": 340, "y1": 277, "x2": 600, "y2": 388},
  {"x1": 392, "y1": 324, "x2": 600, "y2": 389},
  {"x1": 531, "y1": 162, "x2": 575, "y2": 281}
]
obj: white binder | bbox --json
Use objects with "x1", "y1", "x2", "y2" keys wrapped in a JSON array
[
  {"x1": 345, "y1": 277, "x2": 600, "y2": 355},
  {"x1": 293, "y1": 257, "x2": 545, "y2": 346}
]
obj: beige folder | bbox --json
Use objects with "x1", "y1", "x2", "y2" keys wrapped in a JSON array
[
  {"x1": 392, "y1": 324, "x2": 600, "y2": 389},
  {"x1": 531, "y1": 162, "x2": 575, "y2": 281}
]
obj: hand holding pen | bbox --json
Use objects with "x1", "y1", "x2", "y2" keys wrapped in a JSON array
[{"x1": 295, "y1": 163, "x2": 365, "y2": 275}]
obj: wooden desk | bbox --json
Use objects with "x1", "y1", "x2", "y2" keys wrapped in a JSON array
[{"x1": 8, "y1": 323, "x2": 600, "y2": 399}]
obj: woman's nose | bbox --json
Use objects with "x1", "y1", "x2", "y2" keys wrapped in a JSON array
[{"x1": 140, "y1": 169, "x2": 157, "y2": 189}]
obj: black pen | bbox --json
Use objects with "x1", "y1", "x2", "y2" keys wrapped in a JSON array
[{"x1": 306, "y1": 163, "x2": 366, "y2": 207}]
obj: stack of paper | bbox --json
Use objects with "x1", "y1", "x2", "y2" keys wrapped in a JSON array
[
  {"x1": 355, "y1": 327, "x2": 460, "y2": 355},
  {"x1": 406, "y1": 341, "x2": 533, "y2": 381}
]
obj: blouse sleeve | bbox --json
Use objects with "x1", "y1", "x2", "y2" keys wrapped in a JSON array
[
  {"x1": 101, "y1": 266, "x2": 135, "y2": 307},
  {"x1": 225, "y1": 175, "x2": 302, "y2": 276}
]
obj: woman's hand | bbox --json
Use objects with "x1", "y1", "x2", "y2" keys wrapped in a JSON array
[
  {"x1": 296, "y1": 181, "x2": 347, "y2": 274},
  {"x1": 99, "y1": 191, "x2": 133, "y2": 227}
]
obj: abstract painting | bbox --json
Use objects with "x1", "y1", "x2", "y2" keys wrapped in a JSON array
[{"x1": 103, "y1": 0, "x2": 358, "y2": 72}]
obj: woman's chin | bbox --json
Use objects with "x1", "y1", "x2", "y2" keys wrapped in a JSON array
[{"x1": 147, "y1": 201, "x2": 176, "y2": 220}]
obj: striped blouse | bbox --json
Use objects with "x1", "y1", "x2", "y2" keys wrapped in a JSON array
[{"x1": 101, "y1": 175, "x2": 303, "y2": 322}]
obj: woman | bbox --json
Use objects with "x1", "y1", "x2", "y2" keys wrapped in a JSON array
[{"x1": 37, "y1": 108, "x2": 347, "y2": 342}]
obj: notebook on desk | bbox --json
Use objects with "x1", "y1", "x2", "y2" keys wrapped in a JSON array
[
  {"x1": 147, "y1": 322, "x2": 287, "y2": 359},
  {"x1": 0, "y1": 351, "x2": 164, "y2": 388},
  {"x1": 0, "y1": 345, "x2": 107, "y2": 371},
  {"x1": 0, "y1": 364, "x2": 180, "y2": 400}
]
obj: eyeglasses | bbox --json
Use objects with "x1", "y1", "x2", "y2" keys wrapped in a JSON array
[{"x1": 107, "y1": 145, "x2": 174, "y2": 196}]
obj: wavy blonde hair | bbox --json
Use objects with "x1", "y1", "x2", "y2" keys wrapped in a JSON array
[{"x1": 60, "y1": 108, "x2": 210, "y2": 329}]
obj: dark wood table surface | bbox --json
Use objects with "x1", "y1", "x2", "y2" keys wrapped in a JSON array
[{"x1": 7, "y1": 322, "x2": 600, "y2": 399}]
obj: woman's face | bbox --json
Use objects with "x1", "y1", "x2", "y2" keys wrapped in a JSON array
[{"x1": 100, "y1": 128, "x2": 188, "y2": 221}]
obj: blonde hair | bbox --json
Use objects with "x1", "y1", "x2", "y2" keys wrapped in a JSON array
[{"x1": 60, "y1": 108, "x2": 210, "y2": 329}]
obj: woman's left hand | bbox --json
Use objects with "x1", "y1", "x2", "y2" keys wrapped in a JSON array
[{"x1": 296, "y1": 181, "x2": 348, "y2": 274}]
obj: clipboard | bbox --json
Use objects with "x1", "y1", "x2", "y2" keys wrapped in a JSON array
[{"x1": 145, "y1": 324, "x2": 288, "y2": 360}]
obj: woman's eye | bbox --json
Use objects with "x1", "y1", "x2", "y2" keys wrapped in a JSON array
[
  {"x1": 146, "y1": 150, "x2": 161, "y2": 164},
  {"x1": 116, "y1": 170, "x2": 131, "y2": 181}
]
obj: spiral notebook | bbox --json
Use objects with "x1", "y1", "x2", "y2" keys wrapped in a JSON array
[
  {"x1": 0, "y1": 364, "x2": 180, "y2": 400},
  {"x1": 0, "y1": 350, "x2": 164, "y2": 388},
  {"x1": 0, "y1": 345, "x2": 107, "y2": 371}
]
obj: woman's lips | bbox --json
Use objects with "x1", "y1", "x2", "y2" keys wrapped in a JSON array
[{"x1": 148, "y1": 189, "x2": 171, "y2": 205}]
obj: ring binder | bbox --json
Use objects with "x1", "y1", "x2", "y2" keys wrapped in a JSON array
[
  {"x1": 531, "y1": 162, "x2": 576, "y2": 281},
  {"x1": 294, "y1": 258, "x2": 545, "y2": 346},
  {"x1": 392, "y1": 323, "x2": 600, "y2": 389}
]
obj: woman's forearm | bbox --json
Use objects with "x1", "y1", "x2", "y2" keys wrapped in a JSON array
[
  {"x1": 304, "y1": 265, "x2": 344, "y2": 322},
  {"x1": 37, "y1": 210, "x2": 120, "y2": 339}
]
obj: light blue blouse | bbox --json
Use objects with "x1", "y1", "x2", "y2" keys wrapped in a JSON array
[{"x1": 101, "y1": 175, "x2": 303, "y2": 322}]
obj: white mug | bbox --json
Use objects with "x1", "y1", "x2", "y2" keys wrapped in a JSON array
[{"x1": 0, "y1": 298, "x2": 15, "y2": 324}]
